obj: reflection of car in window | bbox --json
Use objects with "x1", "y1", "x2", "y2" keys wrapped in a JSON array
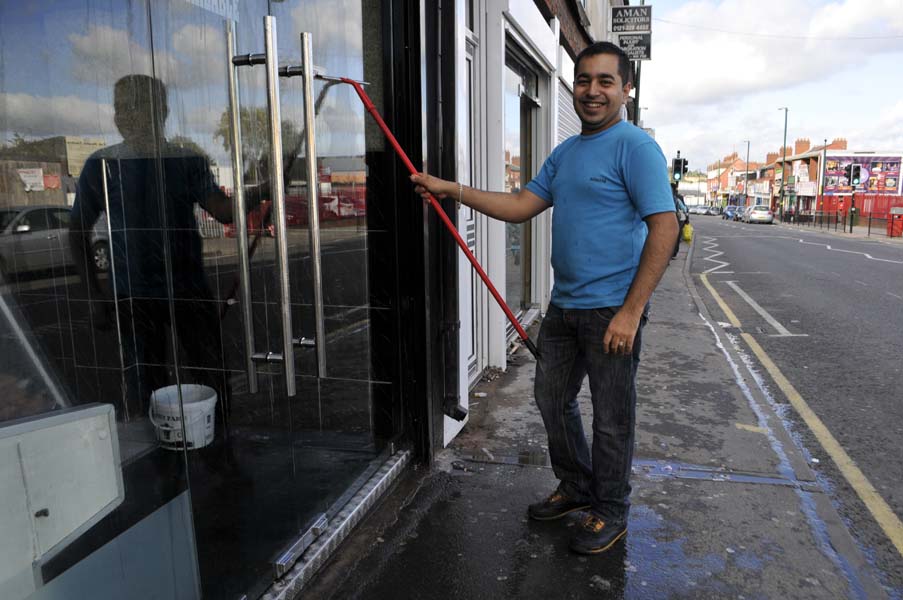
[{"x1": 0, "y1": 205, "x2": 109, "y2": 277}]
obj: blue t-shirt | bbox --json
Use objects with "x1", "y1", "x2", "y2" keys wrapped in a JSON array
[
  {"x1": 525, "y1": 121, "x2": 674, "y2": 309},
  {"x1": 73, "y1": 142, "x2": 219, "y2": 299}
]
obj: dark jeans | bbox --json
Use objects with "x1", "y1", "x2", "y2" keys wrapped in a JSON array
[{"x1": 534, "y1": 303, "x2": 646, "y2": 523}]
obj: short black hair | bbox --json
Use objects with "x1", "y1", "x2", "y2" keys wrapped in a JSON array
[
  {"x1": 114, "y1": 74, "x2": 168, "y2": 117},
  {"x1": 574, "y1": 42, "x2": 632, "y2": 86}
]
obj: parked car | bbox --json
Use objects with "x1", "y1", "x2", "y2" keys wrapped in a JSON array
[
  {"x1": 722, "y1": 206, "x2": 737, "y2": 220},
  {"x1": 0, "y1": 205, "x2": 109, "y2": 277},
  {"x1": 746, "y1": 205, "x2": 775, "y2": 224}
]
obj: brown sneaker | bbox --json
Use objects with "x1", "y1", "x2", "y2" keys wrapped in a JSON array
[
  {"x1": 527, "y1": 488, "x2": 591, "y2": 521},
  {"x1": 568, "y1": 513, "x2": 627, "y2": 555}
]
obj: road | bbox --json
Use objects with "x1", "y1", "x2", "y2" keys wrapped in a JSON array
[{"x1": 690, "y1": 215, "x2": 903, "y2": 592}]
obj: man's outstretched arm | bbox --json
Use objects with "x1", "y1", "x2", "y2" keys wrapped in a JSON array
[
  {"x1": 602, "y1": 211, "x2": 679, "y2": 355},
  {"x1": 410, "y1": 173, "x2": 549, "y2": 224}
]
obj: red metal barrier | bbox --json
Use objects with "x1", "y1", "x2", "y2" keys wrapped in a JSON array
[{"x1": 852, "y1": 193, "x2": 903, "y2": 219}]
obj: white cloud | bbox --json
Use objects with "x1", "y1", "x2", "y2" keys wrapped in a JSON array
[
  {"x1": 847, "y1": 100, "x2": 903, "y2": 151},
  {"x1": 164, "y1": 23, "x2": 226, "y2": 87},
  {"x1": 641, "y1": 0, "x2": 903, "y2": 167},
  {"x1": 0, "y1": 92, "x2": 114, "y2": 138},
  {"x1": 68, "y1": 24, "x2": 154, "y2": 85},
  {"x1": 290, "y1": 0, "x2": 365, "y2": 78},
  {"x1": 644, "y1": 0, "x2": 903, "y2": 109},
  {"x1": 68, "y1": 23, "x2": 226, "y2": 89}
]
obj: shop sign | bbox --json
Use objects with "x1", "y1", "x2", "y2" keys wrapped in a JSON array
[
  {"x1": 617, "y1": 34, "x2": 651, "y2": 60},
  {"x1": 823, "y1": 155, "x2": 902, "y2": 195},
  {"x1": 64, "y1": 137, "x2": 105, "y2": 178},
  {"x1": 17, "y1": 168, "x2": 44, "y2": 192},
  {"x1": 611, "y1": 6, "x2": 652, "y2": 33},
  {"x1": 43, "y1": 174, "x2": 61, "y2": 190},
  {"x1": 797, "y1": 181, "x2": 817, "y2": 196}
]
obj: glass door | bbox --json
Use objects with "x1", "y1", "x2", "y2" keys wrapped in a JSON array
[
  {"x1": 270, "y1": 0, "x2": 400, "y2": 555},
  {"x1": 145, "y1": 3, "x2": 296, "y2": 598},
  {"x1": 0, "y1": 1, "x2": 402, "y2": 597},
  {"x1": 151, "y1": 1, "x2": 399, "y2": 597},
  {"x1": 0, "y1": 2, "x2": 198, "y2": 598}
]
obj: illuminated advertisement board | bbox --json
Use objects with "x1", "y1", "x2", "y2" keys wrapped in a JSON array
[{"x1": 823, "y1": 155, "x2": 902, "y2": 195}]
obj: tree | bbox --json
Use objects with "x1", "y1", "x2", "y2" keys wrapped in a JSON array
[
  {"x1": 0, "y1": 133, "x2": 64, "y2": 162},
  {"x1": 169, "y1": 135, "x2": 213, "y2": 163},
  {"x1": 213, "y1": 107, "x2": 305, "y2": 182}
]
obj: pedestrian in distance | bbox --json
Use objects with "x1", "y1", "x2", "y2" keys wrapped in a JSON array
[{"x1": 411, "y1": 41, "x2": 678, "y2": 555}]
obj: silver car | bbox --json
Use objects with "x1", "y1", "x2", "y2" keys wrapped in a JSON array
[
  {"x1": 0, "y1": 205, "x2": 109, "y2": 277},
  {"x1": 746, "y1": 205, "x2": 774, "y2": 224}
]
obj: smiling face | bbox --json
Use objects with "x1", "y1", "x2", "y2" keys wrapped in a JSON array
[{"x1": 572, "y1": 53, "x2": 632, "y2": 135}]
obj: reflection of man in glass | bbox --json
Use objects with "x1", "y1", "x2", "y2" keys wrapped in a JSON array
[{"x1": 70, "y1": 74, "x2": 235, "y2": 417}]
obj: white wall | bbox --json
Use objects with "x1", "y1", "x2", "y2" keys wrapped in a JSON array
[{"x1": 446, "y1": 0, "x2": 559, "y2": 445}]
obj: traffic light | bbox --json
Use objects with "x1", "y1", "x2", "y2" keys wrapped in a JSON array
[
  {"x1": 672, "y1": 158, "x2": 688, "y2": 182},
  {"x1": 842, "y1": 164, "x2": 855, "y2": 185},
  {"x1": 672, "y1": 158, "x2": 683, "y2": 182},
  {"x1": 850, "y1": 164, "x2": 862, "y2": 187}
]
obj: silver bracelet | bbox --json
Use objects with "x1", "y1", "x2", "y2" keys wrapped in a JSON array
[{"x1": 457, "y1": 182, "x2": 463, "y2": 211}]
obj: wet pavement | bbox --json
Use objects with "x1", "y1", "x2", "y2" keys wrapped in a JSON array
[{"x1": 302, "y1": 241, "x2": 895, "y2": 599}]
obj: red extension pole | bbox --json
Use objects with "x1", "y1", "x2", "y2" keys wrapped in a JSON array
[{"x1": 341, "y1": 78, "x2": 539, "y2": 360}]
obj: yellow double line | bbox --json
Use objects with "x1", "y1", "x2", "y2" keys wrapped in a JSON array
[{"x1": 699, "y1": 273, "x2": 903, "y2": 558}]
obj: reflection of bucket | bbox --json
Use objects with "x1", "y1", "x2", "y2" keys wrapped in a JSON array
[{"x1": 149, "y1": 385, "x2": 217, "y2": 450}]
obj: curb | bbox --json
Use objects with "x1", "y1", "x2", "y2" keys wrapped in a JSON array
[{"x1": 680, "y1": 229, "x2": 889, "y2": 599}]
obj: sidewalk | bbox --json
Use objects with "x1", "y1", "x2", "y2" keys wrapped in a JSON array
[
  {"x1": 774, "y1": 218, "x2": 903, "y2": 244},
  {"x1": 302, "y1": 243, "x2": 890, "y2": 599}
]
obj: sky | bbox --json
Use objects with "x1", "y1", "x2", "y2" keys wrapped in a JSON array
[
  {"x1": 638, "y1": 0, "x2": 903, "y2": 171},
  {"x1": 0, "y1": 0, "x2": 368, "y2": 165},
  {"x1": 3, "y1": 0, "x2": 903, "y2": 173}
]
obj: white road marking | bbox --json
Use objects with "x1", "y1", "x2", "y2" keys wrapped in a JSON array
[
  {"x1": 724, "y1": 280, "x2": 808, "y2": 337},
  {"x1": 854, "y1": 280, "x2": 869, "y2": 287},
  {"x1": 797, "y1": 239, "x2": 903, "y2": 265},
  {"x1": 888, "y1": 292, "x2": 902, "y2": 300},
  {"x1": 700, "y1": 236, "x2": 732, "y2": 274}
]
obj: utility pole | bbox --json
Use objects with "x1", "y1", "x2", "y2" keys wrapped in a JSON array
[
  {"x1": 779, "y1": 107, "x2": 788, "y2": 220},
  {"x1": 632, "y1": 0, "x2": 645, "y2": 126},
  {"x1": 820, "y1": 138, "x2": 828, "y2": 219},
  {"x1": 743, "y1": 140, "x2": 750, "y2": 206}
]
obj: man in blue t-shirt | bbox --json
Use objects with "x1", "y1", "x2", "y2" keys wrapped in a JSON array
[{"x1": 412, "y1": 42, "x2": 677, "y2": 555}]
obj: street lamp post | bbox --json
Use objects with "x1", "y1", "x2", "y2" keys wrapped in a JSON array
[
  {"x1": 778, "y1": 107, "x2": 788, "y2": 221},
  {"x1": 743, "y1": 140, "x2": 750, "y2": 206},
  {"x1": 821, "y1": 138, "x2": 828, "y2": 225}
]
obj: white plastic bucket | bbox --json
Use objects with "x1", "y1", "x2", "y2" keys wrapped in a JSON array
[{"x1": 149, "y1": 384, "x2": 217, "y2": 450}]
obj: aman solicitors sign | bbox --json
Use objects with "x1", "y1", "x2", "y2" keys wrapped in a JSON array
[
  {"x1": 611, "y1": 6, "x2": 652, "y2": 33},
  {"x1": 611, "y1": 6, "x2": 652, "y2": 60}
]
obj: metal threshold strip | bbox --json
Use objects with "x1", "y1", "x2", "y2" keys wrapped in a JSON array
[
  {"x1": 460, "y1": 454, "x2": 822, "y2": 493},
  {"x1": 262, "y1": 450, "x2": 411, "y2": 600}
]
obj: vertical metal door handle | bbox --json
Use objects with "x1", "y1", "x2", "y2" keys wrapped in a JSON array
[
  {"x1": 225, "y1": 21, "x2": 258, "y2": 394},
  {"x1": 100, "y1": 159, "x2": 130, "y2": 420},
  {"x1": 300, "y1": 32, "x2": 327, "y2": 379},
  {"x1": 264, "y1": 16, "x2": 297, "y2": 397}
]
